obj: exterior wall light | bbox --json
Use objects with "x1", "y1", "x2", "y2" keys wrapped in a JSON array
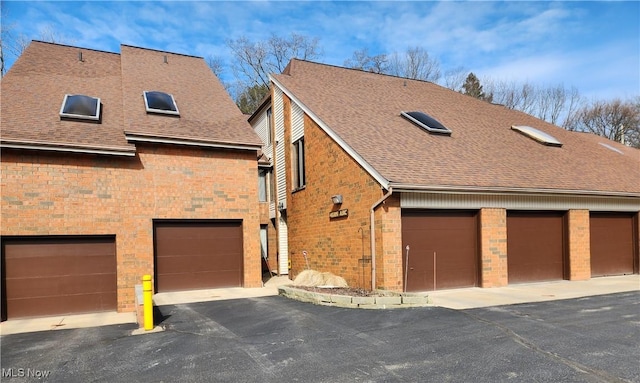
[{"x1": 331, "y1": 194, "x2": 343, "y2": 205}]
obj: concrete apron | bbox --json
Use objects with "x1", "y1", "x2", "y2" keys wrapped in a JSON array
[
  {"x1": 0, "y1": 276, "x2": 292, "y2": 336},
  {"x1": 428, "y1": 274, "x2": 640, "y2": 310},
  {"x1": 1, "y1": 275, "x2": 637, "y2": 335}
]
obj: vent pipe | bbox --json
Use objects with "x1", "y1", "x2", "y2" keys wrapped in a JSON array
[
  {"x1": 163, "y1": 55, "x2": 168, "y2": 64},
  {"x1": 78, "y1": 51, "x2": 83, "y2": 62}
]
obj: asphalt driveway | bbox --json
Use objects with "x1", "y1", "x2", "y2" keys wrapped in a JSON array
[{"x1": 1, "y1": 291, "x2": 638, "y2": 382}]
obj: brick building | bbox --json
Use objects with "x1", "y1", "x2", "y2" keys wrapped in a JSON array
[
  {"x1": 250, "y1": 59, "x2": 640, "y2": 292},
  {"x1": 1, "y1": 41, "x2": 263, "y2": 320}
]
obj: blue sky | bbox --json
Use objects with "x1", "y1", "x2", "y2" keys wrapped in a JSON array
[{"x1": 3, "y1": 1, "x2": 639, "y2": 100}]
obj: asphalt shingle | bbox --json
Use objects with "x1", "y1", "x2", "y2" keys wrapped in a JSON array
[
  {"x1": 1, "y1": 41, "x2": 261, "y2": 154},
  {"x1": 273, "y1": 59, "x2": 639, "y2": 195}
]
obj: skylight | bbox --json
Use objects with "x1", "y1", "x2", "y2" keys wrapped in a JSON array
[
  {"x1": 401, "y1": 111, "x2": 452, "y2": 136},
  {"x1": 599, "y1": 142, "x2": 624, "y2": 154},
  {"x1": 144, "y1": 91, "x2": 179, "y2": 115},
  {"x1": 59, "y1": 94, "x2": 101, "y2": 121},
  {"x1": 511, "y1": 125, "x2": 562, "y2": 147}
]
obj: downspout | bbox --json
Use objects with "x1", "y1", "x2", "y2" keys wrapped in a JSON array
[{"x1": 370, "y1": 187, "x2": 393, "y2": 290}]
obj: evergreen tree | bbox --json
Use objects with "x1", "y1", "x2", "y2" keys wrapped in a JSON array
[{"x1": 462, "y1": 72, "x2": 492, "y2": 102}]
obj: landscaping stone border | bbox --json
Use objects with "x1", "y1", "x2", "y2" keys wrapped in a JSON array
[{"x1": 278, "y1": 286, "x2": 429, "y2": 309}]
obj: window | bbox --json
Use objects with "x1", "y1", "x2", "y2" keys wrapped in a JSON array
[
  {"x1": 59, "y1": 94, "x2": 101, "y2": 121},
  {"x1": 511, "y1": 125, "x2": 562, "y2": 147},
  {"x1": 401, "y1": 111, "x2": 451, "y2": 136},
  {"x1": 260, "y1": 225, "x2": 269, "y2": 263},
  {"x1": 599, "y1": 142, "x2": 623, "y2": 154},
  {"x1": 143, "y1": 91, "x2": 179, "y2": 115},
  {"x1": 266, "y1": 108, "x2": 273, "y2": 145},
  {"x1": 293, "y1": 138, "x2": 306, "y2": 190},
  {"x1": 259, "y1": 168, "x2": 268, "y2": 202}
]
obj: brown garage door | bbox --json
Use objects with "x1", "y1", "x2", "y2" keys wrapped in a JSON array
[
  {"x1": 507, "y1": 211, "x2": 565, "y2": 284},
  {"x1": 155, "y1": 221, "x2": 243, "y2": 292},
  {"x1": 590, "y1": 212, "x2": 636, "y2": 277},
  {"x1": 402, "y1": 210, "x2": 478, "y2": 291},
  {"x1": 1, "y1": 236, "x2": 117, "y2": 320}
]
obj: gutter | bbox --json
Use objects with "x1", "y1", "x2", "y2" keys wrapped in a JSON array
[
  {"x1": 370, "y1": 187, "x2": 393, "y2": 291},
  {"x1": 0, "y1": 140, "x2": 136, "y2": 157},
  {"x1": 124, "y1": 133, "x2": 262, "y2": 152},
  {"x1": 389, "y1": 183, "x2": 640, "y2": 199}
]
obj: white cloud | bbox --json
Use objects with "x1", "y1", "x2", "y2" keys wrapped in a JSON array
[{"x1": 3, "y1": 1, "x2": 637, "y2": 100}]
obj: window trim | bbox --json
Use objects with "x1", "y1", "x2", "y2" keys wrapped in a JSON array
[
  {"x1": 511, "y1": 125, "x2": 562, "y2": 147},
  {"x1": 266, "y1": 107, "x2": 273, "y2": 146},
  {"x1": 59, "y1": 94, "x2": 101, "y2": 121},
  {"x1": 143, "y1": 91, "x2": 180, "y2": 116},
  {"x1": 258, "y1": 167, "x2": 273, "y2": 202},
  {"x1": 401, "y1": 111, "x2": 452, "y2": 136},
  {"x1": 292, "y1": 138, "x2": 306, "y2": 190}
]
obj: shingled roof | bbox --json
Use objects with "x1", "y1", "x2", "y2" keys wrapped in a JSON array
[
  {"x1": 1, "y1": 41, "x2": 261, "y2": 156},
  {"x1": 272, "y1": 59, "x2": 640, "y2": 196}
]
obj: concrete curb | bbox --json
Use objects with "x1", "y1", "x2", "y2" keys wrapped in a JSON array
[{"x1": 278, "y1": 286, "x2": 429, "y2": 309}]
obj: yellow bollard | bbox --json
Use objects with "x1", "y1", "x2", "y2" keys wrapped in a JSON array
[{"x1": 142, "y1": 275, "x2": 154, "y2": 331}]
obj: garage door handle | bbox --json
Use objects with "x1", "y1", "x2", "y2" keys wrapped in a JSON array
[{"x1": 410, "y1": 267, "x2": 414, "y2": 270}]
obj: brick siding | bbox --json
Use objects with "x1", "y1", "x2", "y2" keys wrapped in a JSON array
[
  {"x1": 479, "y1": 208, "x2": 508, "y2": 287},
  {"x1": 282, "y1": 101, "x2": 401, "y2": 289},
  {"x1": 567, "y1": 209, "x2": 591, "y2": 280},
  {"x1": 1, "y1": 144, "x2": 261, "y2": 312}
]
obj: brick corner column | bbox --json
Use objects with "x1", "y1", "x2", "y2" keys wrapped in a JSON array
[
  {"x1": 567, "y1": 209, "x2": 591, "y2": 280},
  {"x1": 480, "y1": 208, "x2": 508, "y2": 287}
]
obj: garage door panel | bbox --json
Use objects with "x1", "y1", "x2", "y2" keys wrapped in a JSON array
[
  {"x1": 157, "y1": 270, "x2": 241, "y2": 292},
  {"x1": 6, "y1": 273, "x2": 116, "y2": 299},
  {"x1": 402, "y1": 211, "x2": 478, "y2": 291},
  {"x1": 6, "y1": 253, "x2": 115, "y2": 279},
  {"x1": 2, "y1": 237, "x2": 117, "y2": 319},
  {"x1": 7, "y1": 292, "x2": 116, "y2": 318},
  {"x1": 155, "y1": 221, "x2": 243, "y2": 292},
  {"x1": 507, "y1": 212, "x2": 565, "y2": 284},
  {"x1": 3, "y1": 241, "x2": 114, "y2": 257},
  {"x1": 591, "y1": 213, "x2": 635, "y2": 277},
  {"x1": 156, "y1": 253, "x2": 241, "y2": 275}
]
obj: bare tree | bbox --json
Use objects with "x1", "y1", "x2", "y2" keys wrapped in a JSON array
[
  {"x1": 442, "y1": 66, "x2": 468, "y2": 92},
  {"x1": 1, "y1": 20, "x2": 74, "y2": 77},
  {"x1": 227, "y1": 33, "x2": 322, "y2": 89},
  {"x1": 227, "y1": 33, "x2": 322, "y2": 113},
  {"x1": 561, "y1": 87, "x2": 583, "y2": 130},
  {"x1": 344, "y1": 48, "x2": 388, "y2": 74},
  {"x1": 387, "y1": 46, "x2": 441, "y2": 82},
  {"x1": 268, "y1": 33, "x2": 321, "y2": 72},
  {"x1": 570, "y1": 98, "x2": 640, "y2": 147},
  {"x1": 206, "y1": 55, "x2": 225, "y2": 78}
]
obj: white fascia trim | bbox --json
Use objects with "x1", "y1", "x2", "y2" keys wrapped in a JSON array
[
  {"x1": 391, "y1": 183, "x2": 640, "y2": 199},
  {"x1": 271, "y1": 76, "x2": 390, "y2": 190},
  {"x1": 125, "y1": 134, "x2": 262, "y2": 152},
  {"x1": 0, "y1": 142, "x2": 136, "y2": 156}
]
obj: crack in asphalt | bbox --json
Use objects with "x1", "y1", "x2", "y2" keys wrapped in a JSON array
[{"x1": 461, "y1": 310, "x2": 631, "y2": 383}]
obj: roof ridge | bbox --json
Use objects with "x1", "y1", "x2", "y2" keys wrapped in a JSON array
[
  {"x1": 120, "y1": 44, "x2": 203, "y2": 59},
  {"x1": 31, "y1": 40, "x2": 119, "y2": 56},
  {"x1": 288, "y1": 58, "x2": 442, "y2": 86}
]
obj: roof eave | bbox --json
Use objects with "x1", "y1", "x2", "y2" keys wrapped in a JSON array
[
  {"x1": 0, "y1": 139, "x2": 137, "y2": 157},
  {"x1": 124, "y1": 132, "x2": 262, "y2": 151},
  {"x1": 390, "y1": 183, "x2": 640, "y2": 199},
  {"x1": 270, "y1": 75, "x2": 390, "y2": 190}
]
